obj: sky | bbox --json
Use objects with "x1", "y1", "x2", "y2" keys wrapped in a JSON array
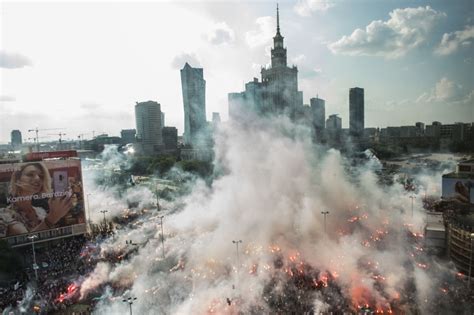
[{"x1": 0, "y1": 0, "x2": 473, "y2": 144}]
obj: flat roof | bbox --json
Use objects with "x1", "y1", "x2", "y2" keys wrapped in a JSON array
[{"x1": 442, "y1": 172, "x2": 474, "y2": 179}]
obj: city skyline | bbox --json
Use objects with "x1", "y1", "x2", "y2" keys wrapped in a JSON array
[{"x1": 1, "y1": 0, "x2": 473, "y2": 143}]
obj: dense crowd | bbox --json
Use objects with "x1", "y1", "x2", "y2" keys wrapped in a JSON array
[{"x1": 0, "y1": 235, "x2": 95, "y2": 314}]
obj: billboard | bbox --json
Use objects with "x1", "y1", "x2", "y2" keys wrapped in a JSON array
[
  {"x1": 0, "y1": 159, "x2": 86, "y2": 240},
  {"x1": 442, "y1": 177, "x2": 474, "y2": 205}
]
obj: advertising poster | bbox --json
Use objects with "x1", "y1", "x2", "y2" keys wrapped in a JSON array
[
  {"x1": 0, "y1": 159, "x2": 86, "y2": 239},
  {"x1": 442, "y1": 178, "x2": 474, "y2": 205}
]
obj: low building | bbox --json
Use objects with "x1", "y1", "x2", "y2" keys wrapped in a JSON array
[{"x1": 446, "y1": 215, "x2": 474, "y2": 276}]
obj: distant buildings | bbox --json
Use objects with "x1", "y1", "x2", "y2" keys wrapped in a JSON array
[
  {"x1": 349, "y1": 87, "x2": 364, "y2": 138},
  {"x1": 326, "y1": 114, "x2": 342, "y2": 143},
  {"x1": 11, "y1": 130, "x2": 22, "y2": 148},
  {"x1": 181, "y1": 63, "x2": 207, "y2": 147},
  {"x1": 228, "y1": 5, "x2": 303, "y2": 121},
  {"x1": 310, "y1": 97, "x2": 325, "y2": 141},
  {"x1": 162, "y1": 127, "x2": 178, "y2": 151},
  {"x1": 120, "y1": 129, "x2": 136, "y2": 144},
  {"x1": 135, "y1": 101, "x2": 163, "y2": 154}
]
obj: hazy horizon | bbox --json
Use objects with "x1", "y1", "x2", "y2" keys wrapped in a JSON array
[{"x1": 1, "y1": 0, "x2": 473, "y2": 144}]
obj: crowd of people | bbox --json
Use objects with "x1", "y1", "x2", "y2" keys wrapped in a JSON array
[{"x1": 0, "y1": 235, "x2": 95, "y2": 314}]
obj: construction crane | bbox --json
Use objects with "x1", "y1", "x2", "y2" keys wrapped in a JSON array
[
  {"x1": 27, "y1": 136, "x2": 49, "y2": 151},
  {"x1": 77, "y1": 133, "x2": 91, "y2": 150},
  {"x1": 48, "y1": 132, "x2": 67, "y2": 144},
  {"x1": 48, "y1": 132, "x2": 67, "y2": 150},
  {"x1": 28, "y1": 127, "x2": 63, "y2": 151}
]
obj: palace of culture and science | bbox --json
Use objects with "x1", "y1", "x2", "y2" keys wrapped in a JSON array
[{"x1": 228, "y1": 5, "x2": 304, "y2": 121}]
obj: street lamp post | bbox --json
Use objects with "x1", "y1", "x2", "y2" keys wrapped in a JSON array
[
  {"x1": 468, "y1": 233, "x2": 474, "y2": 290},
  {"x1": 156, "y1": 187, "x2": 161, "y2": 211},
  {"x1": 86, "y1": 193, "x2": 92, "y2": 228},
  {"x1": 409, "y1": 195, "x2": 416, "y2": 218},
  {"x1": 158, "y1": 215, "x2": 165, "y2": 258},
  {"x1": 27, "y1": 234, "x2": 39, "y2": 281},
  {"x1": 232, "y1": 240, "x2": 242, "y2": 269},
  {"x1": 100, "y1": 210, "x2": 108, "y2": 230},
  {"x1": 122, "y1": 297, "x2": 137, "y2": 315},
  {"x1": 321, "y1": 211, "x2": 329, "y2": 234}
]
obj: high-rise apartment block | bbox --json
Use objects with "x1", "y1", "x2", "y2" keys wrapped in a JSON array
[
  {"x1": 349, "y1": 87, "x2": 364, "y2": 138},
  {"x1": 135, "y1": 101, "x2": 162, "y2": 154},
  {"x1": 310, "y1": 97, "x2": 325, "y2": 141},
  {"x1": 162, "y1": 126, "x2": 178, "y2": 151},
  {"x1": 11, "y1": 130, "x2": 22, "y2": 148},
  {"x1": 181, "y1": 63, "x2": 206, "y2": 147}
]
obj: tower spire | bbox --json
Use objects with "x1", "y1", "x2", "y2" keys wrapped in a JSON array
[{"x1": 276, "y1": 3, "x2": 280, "y2": 35}]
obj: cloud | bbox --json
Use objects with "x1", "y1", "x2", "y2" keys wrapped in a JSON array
[
  {"x1": 171, "y1": 53, "x2": 201, "y2": 69},
  {"x1": 328, "y1": 6, "x2": 445, "y2": 58},
  {"x1": 294, "y1": 0, "x2": 334, "y2": 17},
  {"x1": 435, "y1": 25, "x2": 474, "y2": 55},
  {"x1": 0, "y1": 95, "x2": 16, "y2": 102},
  {"x1": 81, "y1": 102, "x2": 102, "y2": 110},
  {"x1": 206, "y1": 22, "x2": 235, "y2": 45},
  {"x1": 416, "y1": 77, "x2": 464, "y2": 103},
  {"x1": 0, "y1": 50, "x2": 32, "y2": 69},
  {"x1": 245, "y1": 16, "x2": 275, "y2": 48}
]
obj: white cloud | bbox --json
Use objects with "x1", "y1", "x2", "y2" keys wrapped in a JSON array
[
  {"x1": 291, "y1": 54, "x2": 307, "y2": 64},
  {"x1": 294, "y1": 0, "x2": 334, "y2": 17},
  {"x1": 416, "y1": 77, "x2": 464, "y2": 103},
  {"x1": 0, "y1": 95, "x2": 16, "y2": 102},
  {"x1": 206, "y1": 22, "x2": 235, "y2": 45},
  {"x1": 171, "y1": 53, "x2": 201, "y2": 69},
  {"x1": 328, "y1": 6, "x2": 446, "y2": 58},
  {"x1": 245, "y1": 16, "x2": 275, "y2": 48},
  {"x1": 435, "y1": 25, "x2": 474, "y2": 55},
  {"x1": 0, "y1": 50, "x2": 32, "y2": 68}
]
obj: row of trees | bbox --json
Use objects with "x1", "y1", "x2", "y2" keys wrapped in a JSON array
[{"x1": 129, "y1": 155, "x2": 213, "y2": 178}]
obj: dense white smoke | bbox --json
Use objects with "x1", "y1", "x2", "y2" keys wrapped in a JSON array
[{"x1": 78, "y1": 117, "x2": 459, "y2": 314}]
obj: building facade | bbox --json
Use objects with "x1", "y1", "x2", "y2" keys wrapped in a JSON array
[
  {"x1": 135, "y1": 101, "x2": 163, "y2": 154},
  {"x1": 228, "y1": 5, "x2": 303, "y2": 120},
  {"x1": 162, "y1": 127, "x2": 178, "y2": 151},
  {"x1": 349, "y1": 87, "x2": 364, "y2": 138},
  {"x1": 120, "y1": 129, "x2": 136, "y2": 144},
  {"x1": 11, "y1": 130, "x2": 22, "y2": 148},
  {"x1": 181, "y1": 63, "x2": 206, "y2": 147}
]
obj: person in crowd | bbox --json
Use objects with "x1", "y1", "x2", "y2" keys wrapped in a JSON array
[{"x1": 0, "y1": 162, "x2": 72, "y2": 237}]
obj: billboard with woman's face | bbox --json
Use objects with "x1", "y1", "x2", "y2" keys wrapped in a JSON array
[
  {"x1": 0, "y1": 159, "x2": 86, "y2": 241},
  {"x1": 442, "y1": 178, "x2": 474, "y2": 205}
]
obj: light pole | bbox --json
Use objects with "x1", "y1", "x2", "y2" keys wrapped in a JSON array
[
  {"x1": 409, "y1": 195, "x2": 416, "y2": 218},
  {"x1": 468, "y1": 233, "x2": 474, "y2": 290},
  {"x1": 27, "y1": 234, "x2": 39, "y2": 281},
  {"x1": 321, "y1": 211, "x2": 329, "y2": 234},
  {"x1": 86, "y1": 193, "x2": 92, "y2": 227},
  {"x1": 122, "y1": 297, "x2": 137, "y2": 315},
  {"x1": 100, "y1": 210, "x2": 108, "y2": 230},
  {"x1": 232, "y1": 240, "x2": 242, "y2": 269},
  {"x1": 156, "y1": 186, "x2": 161, "y2": 211},
  {"x1": 158, "y1": 215, "x2": 165, "y2": 258}
]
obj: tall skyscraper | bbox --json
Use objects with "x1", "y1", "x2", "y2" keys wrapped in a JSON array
[
  {"x1": 181, "y1": 63, "x2": 206, "y2": 147},
  {"x1": 11, "y1": 130, "x2": 22, "y2": 147},
  {"x1": 349, "y1": 87, "x2": 364, "y2": 138},
  {"x1": 228, "y1": 5, "x2": 303, "y2": 120},
  {"x1": 135, "y1": 101, "x2": 162, "y2": 154},
  {"x1": 310, "y1": 97, "x2": 325, "y2": 128}
]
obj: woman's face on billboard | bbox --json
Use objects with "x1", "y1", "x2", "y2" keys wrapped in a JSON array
[{"x1": 18, "y1": 165, "x2": 44, "y2": 195}]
